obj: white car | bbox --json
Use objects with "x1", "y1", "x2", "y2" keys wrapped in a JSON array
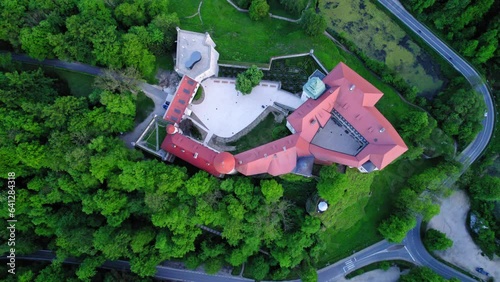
[{"x1": 484, "y1": 112, "x2": 488, "y2": 117}]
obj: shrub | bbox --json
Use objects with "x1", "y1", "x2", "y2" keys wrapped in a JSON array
[
  {"x1": 249, "y1": 0, "x2": 270, "y2": 21},
  {"x1": 424, "y1": 229, "x2": 453, "y2": 251},
  {"x1": 300, "y1": 9, "x2": 326, "y2": 36}
]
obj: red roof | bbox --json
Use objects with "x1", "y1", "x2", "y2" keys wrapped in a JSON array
[
  {"x1": 161, "y1": 133, "x2": 225, "y2": 177},
  {"x1": 235, "y1": 134, "x2": 310, "y2": 176},
  {"x1": 164, "y1": 76, "x2": 198, "y2": 123},
  {"x1": 167, "y1": 124, "x2": 177, "y2": 134},
  {"x1": 214, "y1": 152, "x2": 236, "y2": 174},
  {"x1": 161, "y1": 63, "x2": 407, "y2": 177},
  {"x1": 236, "y1": 62, "x2": 407, "y2": 175}
]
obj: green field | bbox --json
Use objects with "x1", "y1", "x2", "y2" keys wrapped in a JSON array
[
  {"x1": 318, "y1": 158, "x2": 435, "y2": 264},
  {"x1": 228, "y1": 114, "x2": 286, "y2": 153},
  {"x1": 49, "y1": 68, "x2": 95, "y2": 97},
  {"x1": 321, "y1": 0, "x2": 444, "y2": 95}
]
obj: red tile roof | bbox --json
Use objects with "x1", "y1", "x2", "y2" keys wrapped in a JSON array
[
  {"x1": 163, "y1": 76, "x2": 198, "y2": 123},
  {"x1": 235, "y1": 62, "x2": 407, "y2": 175},
  {"x1": 161, "y1": 132, "x2": 226, "y2": 177},
  {"x1": 161, "y1": 63, "x2": 406, "y2": 177},
  {"x1": 235, "y1": 134, "x2": 310, "y2": 176}
]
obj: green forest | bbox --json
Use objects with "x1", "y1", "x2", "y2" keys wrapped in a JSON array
[
  {"x1": 403, "y1": 0, "x2": 500, "y2": 259},
  {"x1": 0, "y1": 0, "x2": 179, "y2": 79}
]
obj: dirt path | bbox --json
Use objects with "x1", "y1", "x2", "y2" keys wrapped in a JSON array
[{"x1": 427, "y1": 190, "x2": 500, "y2": 280}]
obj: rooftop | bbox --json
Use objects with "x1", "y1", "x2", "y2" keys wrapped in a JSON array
[
  {"x1": 174, "y1": 28, "x2": 219, "y2": 82},
  {"x1": 163, "y1": 76, "x2": 198, "y2": 124}
]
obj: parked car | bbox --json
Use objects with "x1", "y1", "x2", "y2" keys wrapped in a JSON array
[{"x1": 476, "y1": 267, "x2": 489, "y2": 276}]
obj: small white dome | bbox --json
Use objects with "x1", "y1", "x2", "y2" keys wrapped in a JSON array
[{"x1": 318, "y1": 201, "x2": 328, "y2": 212}]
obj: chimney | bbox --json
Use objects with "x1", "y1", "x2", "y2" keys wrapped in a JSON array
[
  {"x1": 349, "y1": 84, "x2": 356, "y2": 91},
  {"x1": 193, "y1": 153, "x2": 198, "y2": 159},
  {"x1": 379, "y1": 128, "x2": 386, "y2": 133}
]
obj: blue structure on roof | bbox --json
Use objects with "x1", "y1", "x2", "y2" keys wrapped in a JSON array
[
  {"x1": 292, "y1": 156, "x2": 315, "y2": 177},
  {"x1": 186, "y1": 51, "x2": 202, "y2": 70}
]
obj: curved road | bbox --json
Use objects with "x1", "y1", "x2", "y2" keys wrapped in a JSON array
[{"x1": 378, "y1": 0, "x2": 495, "y2": 170}]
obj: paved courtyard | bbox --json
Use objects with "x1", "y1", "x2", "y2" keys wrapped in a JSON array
[{"x1": 189, "y1": 77, "x2": 303, "y2": 138}]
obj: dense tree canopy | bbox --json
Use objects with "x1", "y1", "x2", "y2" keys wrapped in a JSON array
[
  {"x1": 0, "y1": 61, "x2": 326, "y2": 280},
  {"x1": 0, "y1": 0, "x2": 179, "y2": 77},
  {"x1": 402, "y1": 0, "x2": 500, "y2": 68}
]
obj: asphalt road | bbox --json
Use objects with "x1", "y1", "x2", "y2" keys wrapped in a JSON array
[
  {"x1": 378, "y1": 0, "x2": 495, "y2": 171},
  {"x1": 403, "y1": 218, "x2": 476, "y2": 282},
  {"x1": 317, "y1": 241, "x2": 414, "y2": 282},
  {"x1": 5, "y1": 250, "x2": 253, "y2": 282}
]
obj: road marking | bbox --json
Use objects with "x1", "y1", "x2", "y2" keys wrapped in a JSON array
[
  {"x1": 404, "y1": 246, "x2": 416, "y2": 262},
  {"x1": 342, "y1": 259, "x2": 356, "y2": 273}
]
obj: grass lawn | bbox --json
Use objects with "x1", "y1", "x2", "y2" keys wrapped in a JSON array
[
  {"x1": 18, "y1": 62, "x2": 96, "y2": 97},
  {"x1": 170, "y1": 0, "x2": 343, "y2": 68},
  {"x1": 144, "y1": 119, "x2": 168, "y2": 150},
  {"x1": 135, "y1": 91, "x2": 155, "y2": 124},
  {"x1": 49, "y1": 68, "x2": 95, "y2": 97},
  {"x1": 321, "y1": 0, "x2": 444, "y2": 95},
  {"x1": 317, "y1": 158, "x2": 435, "y2": 265},
  {"x1": 228, "y1": 114, "x2": 286, "y2": 153}
]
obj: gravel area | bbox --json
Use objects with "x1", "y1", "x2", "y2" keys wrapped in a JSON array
[{"x1": 427, "y1": 190, "x2": 500, "y2": 280}]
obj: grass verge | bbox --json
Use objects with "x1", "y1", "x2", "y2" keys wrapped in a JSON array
[
  {"x1": 228, "y1": 114, "x2": 287, "y2": 153},
  {"x1": 317, "y1": 158, "x2": 435, "y2": 265}
]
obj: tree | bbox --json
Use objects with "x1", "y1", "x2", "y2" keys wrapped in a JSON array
[
  {"x1": 300, "y1": 262, "x2": 318, "y2": 282},
  {"x1": 469, "y1": 175, "x2": 500, "y2": 201},
  {"x1": 235, "y1": 72, "x2": 253, "y2": 94},
  {"x1": 260, "y1": 179, "x2": 284, "y2": 204},
  {"x1": 378, "y1": 213, "x2": 416, "y2": 243},
  {"x1": 249, "y1": 0, "x2": 270, "y2": 21},
  {"x1": 424, "y1": 229, "x2": 453, "y2": 251},
  {"x1": 122, "y1": 32, "x2": 156, "y2": 77},
  {"x1": 279, "y1": 0, "x2": 307, "y2": 15},
  {"x1": 246, "y1": 65, "x2": 264, "y2": 86},
  {"x1": 94, "y1": 67, "x2": 143, "y2": 94},
  {"x1": 300, "y1": 9, "x2": 326, "y2": 36},
  {"x1": 246, "y1": 256, "x2": 270, "y2": 280},
  {"x1": 19, "y1": 20, "x2": 56, "y2": 60},
  {"x1": 398, "y1": 111, "x2": 435, "y2": 143},
  {"x1": 235, "y1": 65, "x2": 263, "y2": 95},
  {"x1": 400, "y1": 267, "x2": 449, "y2": 282},
  {"x1": 91, "y1": 25, "x2": 123, "y2": 68},
  {"x1": 316, "y1": 165, "x2": 348, "y2": 204}
]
